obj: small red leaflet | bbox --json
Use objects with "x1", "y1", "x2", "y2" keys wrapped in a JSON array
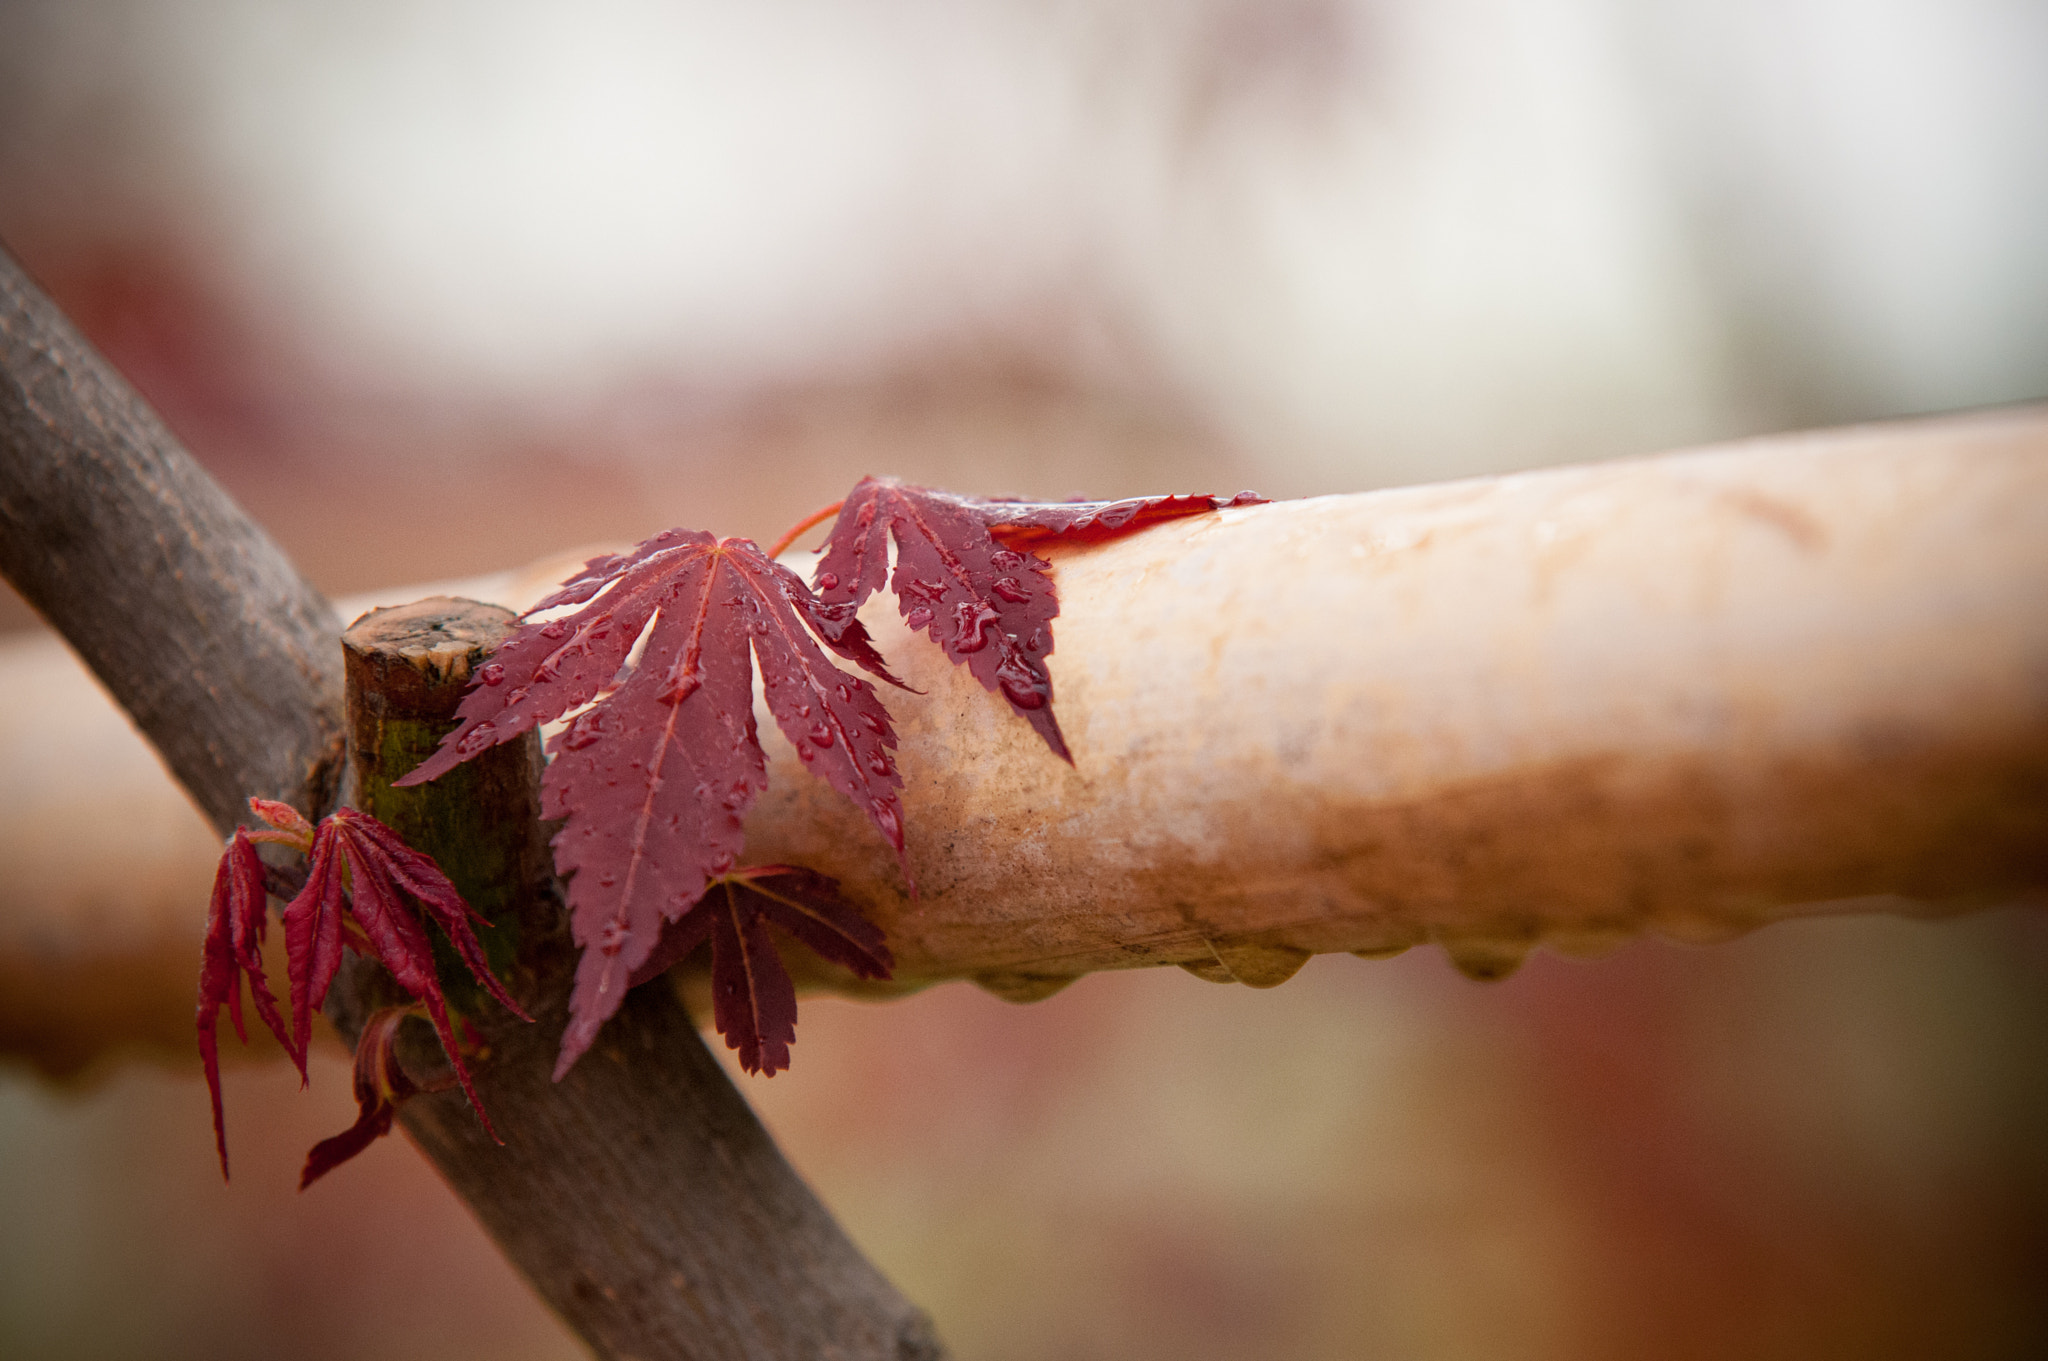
[
  {"x1": 395, "y1": 532, "x2": 908, "y2": 1080},
  {"x1": 627, "y1": 866, "x2": 893, "y2": 1074},
  {"x1": 812, "y1": 481, "x2": 1264, "y2": 760},
  {"x1": 284, "y1": 806, "x2": 531, "y2": 1142},
  {"x1": 300, "y1": 1005, "x2": 448, "y2": 1189},
  {"x1": 198, "y1": 797, "x2": 530, "y2": 1182},
  {"x1": 197, "y1": 825, "x2": 298, "y2": 1180}
]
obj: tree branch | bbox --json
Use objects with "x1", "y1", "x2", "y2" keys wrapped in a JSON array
[
  {"x1": 5, "y1": 412, "x2": 2045, "y2": 1057},
  {"x1": 740, "y1": 407, "x2": 2048, "y2": 996},
  {"x1": 0, "y1": 246, "x2": 344, "y2": 832}
]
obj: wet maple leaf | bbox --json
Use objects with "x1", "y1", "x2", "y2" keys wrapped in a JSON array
[
  {"x1": 812, "y1": 480, "x2": 1264, "y2": 760},
  {"x1": 390, "y1": 481, "x2": 1259, "y2": 1080},
  {"x1": 394, "y1": 532, "x2": 908, "y2": 1079},
  {"x1": 975, "y1": 489, "x2": 1266, "y2": 549},
  {"x1": 627, "y1": 866, "x2": 894, "y2": 1074},
  {"x1": 197, "y1": 825, "x2": 298, "y2": 1179},
  {"x1": 282, "y1": 807, "x2": 531, "y2": 1138}
]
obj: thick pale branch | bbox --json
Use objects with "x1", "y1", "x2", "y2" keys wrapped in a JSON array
[
  {"x1": 744, "y1": 407, "x2": 2048, "y2": 994},
  {"x1": 0, "y1": 247, "x2": 344, "y2": 832},
  {"x1": 4, "y1": 410, "x2": 2044, "y2": 1066}
]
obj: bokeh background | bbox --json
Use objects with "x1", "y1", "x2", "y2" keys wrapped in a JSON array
[{"x1": 2, "y1": 1, "x2": 2046, "y2": 1357}]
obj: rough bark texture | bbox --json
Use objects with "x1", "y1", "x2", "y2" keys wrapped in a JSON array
[
  {"x1": 0, "y1": 246, "x2": 344, "y2": 833},
  {"x1": 337, "y1": 599, "x2": 946, "y2": 1361}
]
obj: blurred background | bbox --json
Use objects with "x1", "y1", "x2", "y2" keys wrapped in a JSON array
[{"x1": 1, "y1": 1, "x2": 2045, "y2": 1357}]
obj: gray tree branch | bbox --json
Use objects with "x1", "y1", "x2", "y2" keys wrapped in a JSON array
[{"x1": 0, "y1": 246, "x2": 344, "y2": 832}]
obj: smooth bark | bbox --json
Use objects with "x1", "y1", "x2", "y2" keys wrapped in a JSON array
[
  {"x1": 745, "y1": 407, "x2": 2048, "y2": 995},
  {"x1": 5, "y1": 410, "x2": 2046, "y2": 1056}
]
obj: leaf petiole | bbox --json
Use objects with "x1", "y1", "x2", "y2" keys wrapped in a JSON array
[{"x1": 763, "y1": 499, "x2": 845, "y2": 561}]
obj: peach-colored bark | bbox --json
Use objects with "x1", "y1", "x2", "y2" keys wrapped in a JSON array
[{"x1": 5, "y1": 411, "x2": 2044, "y2": 1071}]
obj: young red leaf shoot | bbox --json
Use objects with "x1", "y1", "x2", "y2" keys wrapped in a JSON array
[
  {"x1": 282, "y1": 808, "x2": 530, "y2": 1139},
  {"x1": 197, "y1": 824, "x2": 298, "y2": 1179},
  {"x1": 300, "y1": 1005, "x2": 453, "y2": 1189}
]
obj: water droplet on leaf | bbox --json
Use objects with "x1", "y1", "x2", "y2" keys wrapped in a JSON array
[
  {"x1": 869, "y1": 799, "x2": 903, "y2": 847},
  {"x1": 996, "y1": 654, "x2": 1047, "y2": 709},
  {"x1": 560, "y1": 712, "x2": 604, "y2": 750},
  {"x1": 454, "y1": 722, "x2": 498, "y2": 757},
  {"x1": 953, "y1": 601, "x2": 1000, "y2": 653}
]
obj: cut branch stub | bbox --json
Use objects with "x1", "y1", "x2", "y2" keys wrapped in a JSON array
[
  {"x1": 341, "y1": 597, "x2": 560, "y2": 1005},
  {"x1": 338, "y1": 596, "x2": 946, "y2": 1361}
]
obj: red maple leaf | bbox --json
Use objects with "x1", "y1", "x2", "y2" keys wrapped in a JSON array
[
  {"x1": 197, "y1": 825, "x2": 299, "y2": 1179},
  {"x1": 395, "y1": 532, "x2": 908, "y2": 1079},
  {"x1": 390, "y1": 481, "x2": 1259, "y2": 1081},
  {"x1": 626, "y1": 866, "x2": 894, "y2": 1074},
  {"x1": 282, "y1": 806, "x2": 531, "y2": 1139},
  {"x1": 975, "y1": 489, "x2": 1266, "y2": 549},
  {"x1": 812, "y1": 481, "x2": 1264, "y2": 760}
]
